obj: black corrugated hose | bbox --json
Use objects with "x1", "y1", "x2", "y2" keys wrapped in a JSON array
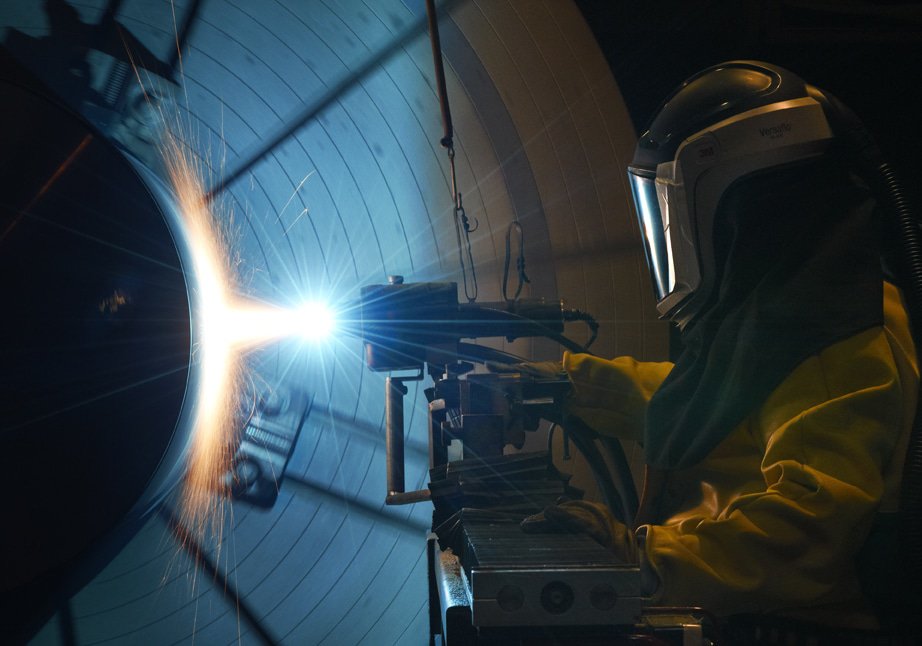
[
  {"x1": 878, "y1": 161, "x2": 922, "y2": 590},
  {"x1": 830, "y1": 89, "x2": 922, "y2": 587},
  {"x1": 809, "y1": 86, "x2": 921, "y2": 631}
]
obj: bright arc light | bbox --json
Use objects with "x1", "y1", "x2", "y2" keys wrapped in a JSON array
[
  {"x1": 296, "y1": 300, "x2": 335, "y2": 340},
  {"x1": 215, "y1": 298, "x2": 336, "y2": 347}
]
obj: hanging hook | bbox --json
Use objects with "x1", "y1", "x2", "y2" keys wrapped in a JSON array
[{"x1": 427, "y1": 0, "x2": 478, "y2": 303}]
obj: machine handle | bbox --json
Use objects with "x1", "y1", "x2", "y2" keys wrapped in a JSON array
[{"x1": 385, "y1": 374, "x2": 429, "y2": 505}]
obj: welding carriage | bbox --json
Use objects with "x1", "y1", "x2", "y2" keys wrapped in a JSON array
[{"x1": 353, "y1": 278, "x2": 717, "y2": 645}]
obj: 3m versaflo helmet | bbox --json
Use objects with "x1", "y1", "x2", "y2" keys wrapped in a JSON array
[{"x1": 628, "y1": 61, "x2": 835, "y2": 327}]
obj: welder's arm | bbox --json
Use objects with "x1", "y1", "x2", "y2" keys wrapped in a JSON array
[
  {"x1": 641, "y1": 327, "x2": 906, "y2": 616},
  {"x1": 562, "y1": 352, "x2": 674, "y2": 442}
]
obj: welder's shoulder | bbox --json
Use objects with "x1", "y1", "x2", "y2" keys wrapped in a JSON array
[{"x1": 753, "y1": 282, "x2": 915, "y2": 447}]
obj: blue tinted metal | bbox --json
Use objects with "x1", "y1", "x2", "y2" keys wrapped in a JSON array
[{"x1": 628, "y1": 172, "x2": 671, "y2": 300}]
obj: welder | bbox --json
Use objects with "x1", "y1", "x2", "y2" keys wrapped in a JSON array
[{"x1": 521, "y1": 61, "x2": 919, "y2": 633}]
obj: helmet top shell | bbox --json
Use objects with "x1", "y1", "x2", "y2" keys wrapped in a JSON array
[{"x1": 632, "y1": 61, "x2": 811, "y2": 172}]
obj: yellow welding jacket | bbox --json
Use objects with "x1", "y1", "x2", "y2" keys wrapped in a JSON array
[{"x1": 563, "y1": 282, "x2": 917, "y2": 627}]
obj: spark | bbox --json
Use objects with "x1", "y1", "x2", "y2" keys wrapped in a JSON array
[
  {"x1": 276, "y1": 170, "x2": 315, "y2": 223},
  {"x1": 162, "y1": 129, "x2": 238, "y2": 551},
  {"x1": 161, "y1": 130, "x2": 332, "y2": 550},
  {"x1": 283, "y1": 207, "x2": 310, "y2": 235}
]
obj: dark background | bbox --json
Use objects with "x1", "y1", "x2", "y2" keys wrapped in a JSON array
[{"x1": 576, "y1": 0, "x2": 922, "y2": 204}]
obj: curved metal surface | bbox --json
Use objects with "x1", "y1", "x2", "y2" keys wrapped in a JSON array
[
  {"x1": 0, "y1": 1, "x2": 665, "y2": 644},
  {"x1": 0, "y1": 67, "x2": 200, "y2": 639}
]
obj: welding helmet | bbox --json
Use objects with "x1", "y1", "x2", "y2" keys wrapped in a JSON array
[{"x1": 628, "y1": 61, "x2": 835, "y2": 327}]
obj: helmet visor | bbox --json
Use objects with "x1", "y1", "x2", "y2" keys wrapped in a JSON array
[{"x1": 628, "y1": 170, "x2": 674, "y2": 301}]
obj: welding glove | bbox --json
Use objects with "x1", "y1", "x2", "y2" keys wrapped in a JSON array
[
  {"x1": 485, "y1": 360, "x2": 566, "y2": 380},
  {"x1": 521, "y1": 500, "x2": 637, "y2": 564}
]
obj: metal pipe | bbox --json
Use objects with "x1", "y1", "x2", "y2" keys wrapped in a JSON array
[
  {"x1": 425, "y1": 0, "x2": 453, "y2": 149},
  {"x1": 386, "y1": 376, "x2": 410, "y2": 497}
]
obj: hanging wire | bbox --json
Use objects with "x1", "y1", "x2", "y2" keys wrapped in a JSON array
[
  {"x1": 448, "y1": 147, "x2": 479, "y2": 302},
  {"x1": 503, "y1": 221, "x2": 530, "y2": 302},
  {"x1": 426, "y1": 0, "x2": 478, "y2": 302}
]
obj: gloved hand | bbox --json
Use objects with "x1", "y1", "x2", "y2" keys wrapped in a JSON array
[
  {"x1": 521, "y1": 500, "x2": 637, "y2": 564},
  {"x1": 485, "y1": 360, "x2": 565, "y2": 380}
]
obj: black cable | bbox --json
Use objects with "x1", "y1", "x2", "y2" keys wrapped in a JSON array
[
  {"x1": 877, "y1": 160, "x2": 922, "y2": 589},
  {"x1": 474, "y1": 306, "x2": 590, "y2": 355},
  {"x1": 563, "y1": 308, "x2": 600, "y2": 351},
  {"x1": 567, "y1": 416, "x2": 637, "y2": 525},
  {"x1": 814, "y1": 86, "x2": 922, "y2": 618},
  {"x1": 561, "y1": 418, "x2": 628, "y2": 523},
  {"x1": 598, "y1": 436, "x2": 640, "y2": 523}
]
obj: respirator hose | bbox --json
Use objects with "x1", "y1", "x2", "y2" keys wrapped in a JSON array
[{"x1": 879, "y1": 161, "x2": 922, "y2": 587}]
